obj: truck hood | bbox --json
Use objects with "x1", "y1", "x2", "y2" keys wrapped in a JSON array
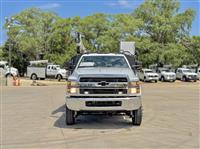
[
  {"x1": 57, "y1": 68, "x2": 66, "y2": 73},
  {"x1": 69, "y1": 67, "x2": 139, "y2": 82},
  {"x1": 146, "y1": 72, "x2": 158, "y2": 76},
  {"x1": 161, "y1": 72, "x2": 176, "y2": 75},
  {"x1": 183, "y1": 72, "x2": 197, "y2": 76}
]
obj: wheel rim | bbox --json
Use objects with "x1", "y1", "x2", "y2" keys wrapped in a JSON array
[
  {"x1": 32, "y1": 75, "x2": 37, "y2": 80},
  {"x1": 58, "y1": 75, "x2": 61, "y2": 80}
]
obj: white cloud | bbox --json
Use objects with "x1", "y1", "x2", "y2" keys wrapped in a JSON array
[
  {"x1": 39, "y1": 3, "x2": 61, "y2": 9},
  {"x1": 106, "y1": 0, "x2": 136, "y2": 9}
]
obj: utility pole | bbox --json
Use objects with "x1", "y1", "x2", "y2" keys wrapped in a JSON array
[{"x1": 5, "y1": 17, "x2": 15, "y2": 73}]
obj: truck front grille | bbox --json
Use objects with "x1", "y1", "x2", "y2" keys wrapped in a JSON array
[
  {"x1": 80, "y1": 77, "x2": 128, "y2": 82},
  {"x1": 86, "y1": 101, "x2": 122, "y2": 107},
  {"x1": 80, "y1": 89, "x2": 127, "y2": 94}
]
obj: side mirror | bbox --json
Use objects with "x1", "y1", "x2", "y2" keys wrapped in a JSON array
[{"x1": 131, "y1": 64, "x2": 142, "y2": 71}]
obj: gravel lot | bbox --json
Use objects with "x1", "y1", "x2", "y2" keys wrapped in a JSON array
[{"x1": 1, "y1": 82, "x2": 199, "y2": 148}]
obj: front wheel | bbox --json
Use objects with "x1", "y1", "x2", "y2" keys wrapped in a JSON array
[
  {"x1": 57, "y1": 74, "x2": 62, "y2": 82},
  {"x1": 65, "y1": 106, "x2": 75, "y2": 125},
  {"x1": 160, "y1": 76, "x2": 164, "y2": 82},
  {"x1": 182, "y1": 76, "x2": 187, "y2": 82},
  {"x1": 143, "y1": 77, "x2": 146, "y2": 82},
  {"x1": 132, "y1": 107, "x2": 142, "y2": 126}
]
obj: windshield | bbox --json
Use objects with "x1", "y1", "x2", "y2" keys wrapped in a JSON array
[
  {"x1": 55, "y1": 65, "x2": 60, "y2": 69},
  {"x1": 144, "y1": 70, "x2": 153, "y2": 73},
  {"x1": 78, "y1": 56, "x2": 129, "y2": 68},
  {"x1": 161, "y1": 69, "x2": 171, "y2": 72},
  {"x1": 183, "y1": 69, "x2": 192, "y2": 73}
]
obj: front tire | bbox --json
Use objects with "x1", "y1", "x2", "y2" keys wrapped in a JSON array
[
  {"x1": 132, "y1": 107, "x2": 142, "y2": 126},
  {"x1": 182, "y1": 76, "x2": 187, "y2": 82},
  {"x1": 65, "y1": 106, "x2": 75, "y2": 125},
  {"x1": 57, "y1": 74, "x2": 62, "y2": 82},
  {"x1": 143, "y1": 77, "x2": 146, "y2": 82},
  {"x1": 160, "y1": 76, "x2": 164, "y2": 82}
]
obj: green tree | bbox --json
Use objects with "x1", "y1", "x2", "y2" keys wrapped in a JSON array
[
  {"x1": 0, "y1": 46, "x2": 3, "y2": 59},
  {"x1": 134, "y1": 0, "x2": 196, "y2": 44},
  {"x1": 181, "y1": 36, "x2": 200, "y2": 64},
  {"x1": 76, "y1": 13, "x2": 110, "y2": 52},
  {"x1": 4, "y1": 8, "x2": 59, "y2": 60},
  {"x1": 45, "y1": 18, "x2": 77, "y2": 66}
]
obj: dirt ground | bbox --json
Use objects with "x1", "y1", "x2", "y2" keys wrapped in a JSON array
[{"x1": 0, "y1": 82, "x2": 199, "y2": 148}]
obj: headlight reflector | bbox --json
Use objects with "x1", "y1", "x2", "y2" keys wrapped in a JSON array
[
  {"x1": 67, "y1": 81, "x2": 79, "y2": 94},
  {"x1": 128, "y1": 81, "x2": 141, "y2": 94}
]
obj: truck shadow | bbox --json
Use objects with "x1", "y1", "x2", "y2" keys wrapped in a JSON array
[{"x1": 52, "y1": 104, "x2": 134, "y2": 129}]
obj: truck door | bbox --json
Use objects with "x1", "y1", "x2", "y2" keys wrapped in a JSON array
[
  {"x1": 138, "y1": 70, "x2": 144, "y2": 80},
  {"x1": 176, "y1": 69, "x2": 182, "y2": 79},
  {"x1": 51, "y1": 66, "x2": 58, "y2": 77},
  {"x1": 46, "y1": 65, "x2": 52, "y2": 77}
]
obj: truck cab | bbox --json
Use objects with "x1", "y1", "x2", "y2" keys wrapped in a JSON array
[
  {"x1": 176, "y1": 68, "x2": 197, "y2": 82},
  {"x1": 65, "y1": 53, "x2": 142, "y2": 125},
  {"x1": 138, "y1": 68, "x2": 159, "y2": 82},
  {"x1": 0, "y1": 61, "x2": 18, "y2": 77},
  {"x1": 157, "y1": 68, "x2": 176, "y2": 82}
]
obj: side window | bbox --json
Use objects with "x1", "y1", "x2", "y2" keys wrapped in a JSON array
[{"x1": 47, "y1": 66, "x2": 51, "y2": 69}]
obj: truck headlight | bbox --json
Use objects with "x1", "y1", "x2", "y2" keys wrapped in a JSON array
[
  {"x1": 67, "y1": 81, "x2": 79, "y2": 94},
  {"x1": 128, "y1": 82, "x2": 141, "y2": 94}
]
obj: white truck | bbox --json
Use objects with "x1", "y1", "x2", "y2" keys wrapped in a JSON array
[
  {"x1": 138, "y1": 68, "x2": 159, "y2": 82},
  {"x1": 0, "y1": 61, "x2": 18, "y2": 77},
  {"x1": 176, "y1": 68, "x2": 198, "y2": 82},
  {"x1": 27, "y1": 60, "x2": 67, "y2": 81}
]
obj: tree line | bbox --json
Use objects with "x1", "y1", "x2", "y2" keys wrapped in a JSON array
[{"x1": 0, "y1": 0, "x2": 199, "y2": 75}]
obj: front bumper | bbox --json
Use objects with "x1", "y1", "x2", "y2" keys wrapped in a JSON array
[
  {"x1": 164, "y1": 76, "x2": 176, "y2": 81},
  {"x1": 146, "y1": 77, "x2": 159, "y2": 81},
  {"x1": 186, "y1": 76, "x2": 197, "y2": 81},
  {"x1": 65, "y1": 96, "x2": 141, "y2": 111}
]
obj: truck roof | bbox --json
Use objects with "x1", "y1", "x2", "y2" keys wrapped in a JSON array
[
  {"x1": 82, "y1": 53, "x2": 125, "y2": 56},
  {"x1": 177, "y1": 68, "x2": 190, "y2": 70},
  {"x1": 0, "y1": 61, "x2": 8, "y2": 65},
  {"x1": 142, "y1": 68, "x2": 153, "y2": 71}
]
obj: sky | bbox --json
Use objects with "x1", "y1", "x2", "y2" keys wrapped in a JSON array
[{"x1": 0, "y1": 0, "x2": 200, "y2": 45}]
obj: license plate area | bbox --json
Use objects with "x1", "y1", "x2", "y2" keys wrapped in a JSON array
[{"x1": 86, "y1": 101, "x2": 122, "y2": 107}]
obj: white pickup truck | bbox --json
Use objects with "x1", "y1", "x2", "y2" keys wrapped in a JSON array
[
  {"x1": 0, "y1": 61, "x2": 18, "y2": 77},
  {"x1": 27, "y1": 60, "x2": 67, "y2": 81}
]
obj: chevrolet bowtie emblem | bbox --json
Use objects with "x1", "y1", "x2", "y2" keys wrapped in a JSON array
[{"x1": 98, "y1": 81, "x2": 109, "y2": 86}]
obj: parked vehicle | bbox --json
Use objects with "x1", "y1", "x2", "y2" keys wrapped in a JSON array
[
  {"x1": 65, "y1": 53, "x2": 142, "y2": 125},
  {"x1": 183, "y1": 64, "x2": 200, "y2": 80},
  {"x1": 176, "y1": 68, "x2": 197, "y2": 82},
  {"x1": 27, "y1": 60, "x2": 67, "y2": 81},
  {"x1": 196, "y1": 67, "x2": 200, "y2": 80},
  {"x1": 149, "y1": 64, "x2": 176, "y2": 82},
  {"x1": 138, "y1": 68, "x2": 159, "y2": 82},
  {"x1": 0, "y1": 61, "x2": 18, "y2": 77},
  {"x1": 157, "y1": 68, "x2": 176, "y2": 82}
]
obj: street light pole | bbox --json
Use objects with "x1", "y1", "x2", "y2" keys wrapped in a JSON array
[
  {"x1": 5, "y1": 17, "x2": 14, "y2": 74},
  {"x1": 9, "y1": 39, "x2": 11, "y2": 73}
]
